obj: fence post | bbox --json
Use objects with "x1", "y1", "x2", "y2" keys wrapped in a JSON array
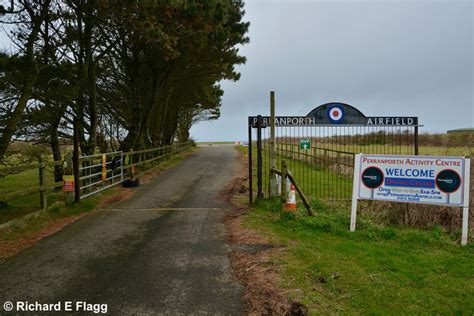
[
  {"x1": 269, "y1": 91, "x2": 278, "y2": 197},
  {"x1": 63, "y1": 153, "x2": 75, "y2": 205},
  {"x1": 38, "y1": 157, "x2": 47, "y2": 210},
  {"x1": 73, "y1": 118, "x2": 81, "y2": 202},
  {"x1": 257, "y1": 115, "x2": 264, "y2": 199}
]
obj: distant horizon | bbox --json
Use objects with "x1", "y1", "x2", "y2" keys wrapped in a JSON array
[{"x1": 191, "y1": 128, "x2": 474, "y2": 143}]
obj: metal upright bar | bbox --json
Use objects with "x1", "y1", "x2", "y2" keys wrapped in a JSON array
[
  {"x1": 248, "y1": 125, "x2": 253, "y2": 204},
  {"x1": 269, "y1": 91, "x2": 277, "y2": 196},
  {"x1": 257, "y1": 115, "x2": 263, "y2": 199},
  {"x1": 414, "y1": 126, "x2": 419, "y2": 155}
]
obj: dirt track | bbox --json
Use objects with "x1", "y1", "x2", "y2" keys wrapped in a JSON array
[{"x1": 0, "y1": 145, "x2": 244, "y2": 314}]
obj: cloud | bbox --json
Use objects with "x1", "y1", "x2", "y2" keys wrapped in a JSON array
[{"x1": 191, "y1": 0, "x2": 473, "y2": 141}]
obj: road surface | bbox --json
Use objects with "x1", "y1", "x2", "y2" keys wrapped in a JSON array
[{"x1": 0, "y1": 145, "x2": 244, "y2": 314}]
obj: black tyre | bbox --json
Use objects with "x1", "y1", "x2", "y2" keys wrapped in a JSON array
[{"x1": 122, "y1": 178, "x2": 140, "y2": 188}]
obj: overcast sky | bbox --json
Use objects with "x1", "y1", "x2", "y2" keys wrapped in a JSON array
[{"x1": 191, "y1": 0, "x2": 473, "y2": 141}]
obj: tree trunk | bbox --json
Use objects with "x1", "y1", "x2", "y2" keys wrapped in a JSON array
[
  {"x1": 87, "y1": 60, "x2": 97, "y2": 153},
  {"x1": 0, "y1": 69, "x2": 38, "y2": 160},
  {"x1": 50, "y1": 126, "x2": 63, "y2": 183}
]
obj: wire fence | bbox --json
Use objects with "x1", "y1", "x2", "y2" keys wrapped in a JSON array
[{"x1": 250, "y1": 125, "x2": 417, "y2": 204}]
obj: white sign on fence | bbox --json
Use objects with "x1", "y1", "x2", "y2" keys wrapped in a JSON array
[{"x1": 350, "y1": 154, "x2": 471, "y2": 245}]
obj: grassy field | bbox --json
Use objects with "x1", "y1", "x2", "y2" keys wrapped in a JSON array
[
  {"x1": 243, "y1": 144, "x2": 353, "y2": 201},
  {"x1": 279, "y1": 143, "x2": 473, "y2": 157},
  {"x1": 0, "y1": 164, "x2": 65, "y2": 224},
  {"x1": 245, "y1": 199, "x2": 474, "y2": 314}
]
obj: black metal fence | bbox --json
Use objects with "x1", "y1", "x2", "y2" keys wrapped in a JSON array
[{"x1": 248, "y1": 102, "x2": 420, "y2": 205}]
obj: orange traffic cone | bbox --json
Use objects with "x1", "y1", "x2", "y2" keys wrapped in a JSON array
[{"x1": 285, "y1": 184, "x2": 297, "y2": 212}]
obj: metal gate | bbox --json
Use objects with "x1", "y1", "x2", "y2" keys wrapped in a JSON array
[
  {"x1": 79, "y1": 151, "x2": 124, "y2": 199},
  {"x1": 248, "y1": 100, "x2": 420, "y2": 204},
  {"x1": 76, "y1": 142, "x2": 193, "y2": 200}
]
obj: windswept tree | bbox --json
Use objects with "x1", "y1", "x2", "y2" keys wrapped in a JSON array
[
  {"x1": 0, "y1": 0, "x2": 249, "y2": 161},
  {"x1": 0, "y1": 0, "x2": 53, "y2": 160}
]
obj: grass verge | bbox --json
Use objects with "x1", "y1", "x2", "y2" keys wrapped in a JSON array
[{"x1": 244, "y1": 198, "x2": 474, "y2": 314}]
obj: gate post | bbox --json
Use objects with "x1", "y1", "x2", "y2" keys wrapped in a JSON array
[
  {"x1": 73, "y1": 118, "x2": 81, "y2": 202},
  {"x1": 269, "y1": 91, "x2": 278, "y2": 197},
  {"x1": 248, "y1": 125, "x2": 253, "y2": 204},
  {"x1": 63, "y1": 153, "x2": 75, "y2": 205},
  {"x1": 257, "y1": 115, "x2": 264, "y2": 199}
]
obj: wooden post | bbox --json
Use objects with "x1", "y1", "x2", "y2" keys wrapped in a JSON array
[
  {"x1": 287, "y1": 170, "x2": 314, "y2": 216},
  {"x1": 73, "y1": 118, "x2": 81, "y2": 202},
  {"x1": 281, "y1": 160, "x2": 287, "y2": 204},
  {"x1": 269, "y1": 91, "x2": 278, "y2": 197},
  {"x1": 38, "y1": 157, "x2": 47, "y2": 209},
  {"x1": 63, "y1": 152, "x2": 75, "y2": 205}
]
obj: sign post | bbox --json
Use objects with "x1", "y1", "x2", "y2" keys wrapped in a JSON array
[
  {"x1": 461, "y1": 161, "x2": 471, "y2": 245},
  {"x1": 350, "y1": 154, "x2": 362, "y2": 232},
  {"x1": 269, "y1": 91, "x2": 278, "y2": 197},
  {"x1": 350, "y1": 154, "x2": 471, "y2": 245}
]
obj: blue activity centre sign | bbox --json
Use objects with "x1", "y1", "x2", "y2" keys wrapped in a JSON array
[
  {"x1": 350, "y1": 154, "x2": 471, "y2": 245},
  {"x1": 356, "y1": 155, "x2": 466, "y2": 205}
]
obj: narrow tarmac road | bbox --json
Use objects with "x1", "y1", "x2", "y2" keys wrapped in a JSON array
[{"x1": 0, "y1": 145, "x2": 244, "y2": 314}]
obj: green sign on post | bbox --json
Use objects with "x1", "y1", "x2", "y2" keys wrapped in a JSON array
[{"x1": 300, "y1": 139, "x2": 311, "y2": 150}]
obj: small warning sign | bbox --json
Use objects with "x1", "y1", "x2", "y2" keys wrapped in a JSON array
[{"x1": 63, "y1": 175, "x2": 75, "y2": 192}]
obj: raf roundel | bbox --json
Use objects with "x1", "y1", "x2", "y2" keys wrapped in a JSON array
[{"x1": 327, "y1": 105, "x2": 345, "y2": 123}]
